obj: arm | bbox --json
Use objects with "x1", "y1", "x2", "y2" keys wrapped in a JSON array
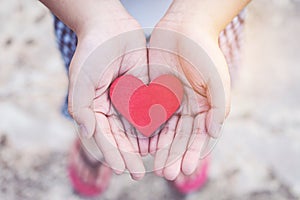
[
  {"x1": 39, "y1": 0, "x2": 147, "y2": 179},
  {"x1": 39, "y1": 0, "x2": 120, "y2": 37},
  {"x1": 150, "y1": 0, "x2": 251, "y2": 180},
  {"x1": 164, "y1": 0, "x2": 251, "y2": 37}
]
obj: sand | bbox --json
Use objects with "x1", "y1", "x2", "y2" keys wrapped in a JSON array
[{"x1": 1, "y1": 0, "x2": 300, "y2": 199}]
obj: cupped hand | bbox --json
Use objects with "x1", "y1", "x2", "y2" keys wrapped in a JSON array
[
  {"x1": 67, "y1": 2, "x2": 148, "y2": 180},
  {"x1": 148, "y1": 11, "x2": 231, "y2": 180}
]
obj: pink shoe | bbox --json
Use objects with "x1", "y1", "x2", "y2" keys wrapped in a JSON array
[
  {"x1": 68, "y1": 140, "x2": 112, "y2": 197},
  {"x1": 172, "y1": 157, "x2": 209, "y2": 194}
]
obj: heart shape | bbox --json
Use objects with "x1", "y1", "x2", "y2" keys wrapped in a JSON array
[{"x1": 109, "y1": 75, "x2": 183, "y2": 137}]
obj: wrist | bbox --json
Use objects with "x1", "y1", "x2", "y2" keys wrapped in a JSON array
[
  {"x1": 72, "y1": 0, "x2": 122, "y2": 38},
  {"x1": 74, "y1": 1, "x2": 142, "y2": 42},
  {"x1": 168, "y1": 0, "x2": 249, "y2": 36},
  {"x1": 160, "y1": 0, "x2": 221, "y2": 40}
]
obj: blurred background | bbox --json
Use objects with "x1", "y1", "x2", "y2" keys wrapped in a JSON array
[{"x1": 1, "y1": 0, "x2": 300, "y2": 199}]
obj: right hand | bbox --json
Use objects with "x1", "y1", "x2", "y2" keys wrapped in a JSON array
[{"x1": 67, "y1": 1, "x2": 148, "y2": 180}]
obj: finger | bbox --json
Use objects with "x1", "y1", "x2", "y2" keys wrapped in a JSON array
[
  {"x1": 163, "y1": 115, "x2": 193, "y2": 181},
  {"x1": 179, "y1": 50, "x2": 228, "y2": 139},
  {"x1": 78, "y1": 133, "x2": 104, "y2": 161},
  {"x1": 120, "y1": 116, "x2": 140, "y2": 154},
  {"x1": 121, "y1": 42, "x2": 149, "y2": 158},
  {"x1": 149, "y1": 133, "x2": 159, "y2": 155},
  {"x1": 127, "y1": 130, "x2": 140, "y2": 155},
  {"x1": 182, "y1": 114, "x2": 208, "y2": 175},
  {"x1": 206, "y1": 107, "x2": 225, "y2": 138},
  {"x1": 202, "y1": 46, "x2": 231, "y2": 138},
  {"x1": 200, "y1": 135, "x2": 219, "y2": 159},
  {"x1": 68, "y1": 69, "x2": 96, "y2": 138},
  {"x1": 137, "y1": 135, "x2": 149, "y2": 157},
  {"x1": 94, "y1": 113, "x2": 125, "y2": 175},
  {"x1": 109, "y1": 115, "x2": 145, "y2": 180},
  {"x1": 154, "y1": 116, "x2": 178, "y2": 177}
]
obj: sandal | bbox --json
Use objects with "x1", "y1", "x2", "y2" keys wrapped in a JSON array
[
  {"x1": 68, "y1": 139, "x2": 112, "y2": 197},
  {"x1": 172, "y1": 157, "x2": 209, "y2": 194}
]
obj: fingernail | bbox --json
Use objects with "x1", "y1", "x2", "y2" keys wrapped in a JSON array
[
  {"x1": 200, "y1": 136, "x2": 218, "y2": 159},
  {"x1": 131, "y1": 172, "x2": 145, "y2": 181},
  {"x1": 114, "y1": 169, "x2": 124, "y2": 175},
  {"x1": 154, "y1": 169, "x2": 164, "y2": 177},
  {"x1": 208, "y1": 121, "x2": 223, "y2": 138},
  {"x1": 149, "y1": 149, "x2": 157, "y2": 156}
]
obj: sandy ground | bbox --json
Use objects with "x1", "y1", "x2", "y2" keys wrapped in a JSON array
[{"x1": 1, "y1": 0, "x2": 300, "y2": 200}]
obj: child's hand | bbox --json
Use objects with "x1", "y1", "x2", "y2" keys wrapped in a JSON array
[
  {"x1": 148, "y1": 3, "x2": 232, "y2": 180},
  {"x1": 67, "y1": 2, "x2": 148, "y2": 180}
]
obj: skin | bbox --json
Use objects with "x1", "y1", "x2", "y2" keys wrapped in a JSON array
[
  {"x1": 40, "y1": 0, "x2": 251, "y2": 185},
  {"x1": 67, "y1": 5, "x2": 149, "y2": 180},
  {"x1": 149, "y1": 0, "x2": 251, "y2": 181},
  {"x1": 40, "y1": 0, "x2": 149, "y2": 181}
]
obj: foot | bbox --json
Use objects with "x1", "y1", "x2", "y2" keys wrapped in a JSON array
[
  {"x1": 172, "y1": 157, "x2": 209, "y2": 194},
  {"x1": 68, "y1": 140, "x2": 113, "y2": 197}
]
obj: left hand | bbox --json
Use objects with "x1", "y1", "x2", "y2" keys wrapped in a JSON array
[{"x1": 148, "y1": 6, "x2": 231, "y2": 180}]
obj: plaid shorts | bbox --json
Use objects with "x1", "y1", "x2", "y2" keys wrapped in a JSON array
[{"x1": 54, "y1": 11, "x2": 246, "y2": 118}]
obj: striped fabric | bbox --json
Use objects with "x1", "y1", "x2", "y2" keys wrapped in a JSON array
[{"x1": 219, "y1": 10, "x2": 246, "y2": 83}]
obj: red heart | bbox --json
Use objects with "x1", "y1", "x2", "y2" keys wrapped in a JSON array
[{"x1": 109, "y1": 75, "x2": 183, "y2": 137}]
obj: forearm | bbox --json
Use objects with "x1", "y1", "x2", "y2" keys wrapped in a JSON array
[
  {"x1": 169, "y1": 0, "x2": 251, "y2": 35},
  {"x1": 39, "y1": 0, "x2": 120, "y2": 35}
]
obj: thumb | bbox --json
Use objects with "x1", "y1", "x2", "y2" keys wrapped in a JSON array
[
  {"x1": 68, "y1": 48, "x2": 97, "y2": 139},
  {"x1": 176, "y1": 34, "x2": 231, "y2": 139},
  {"x1": 204, "y1": 44, "x2": 231, "y2": 138}
]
